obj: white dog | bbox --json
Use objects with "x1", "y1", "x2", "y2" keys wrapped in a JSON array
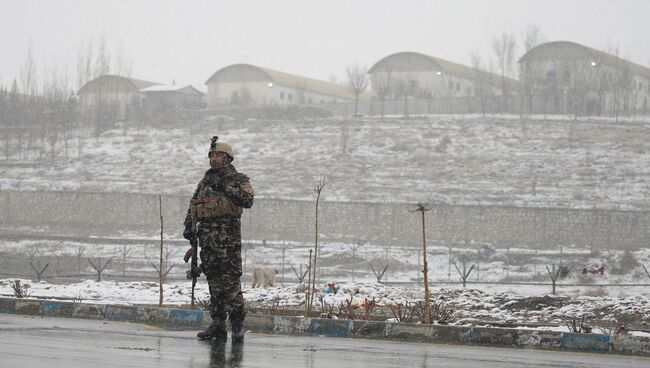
[{"x1": 251, "y1": 267, "x2": 279, "y2": 288}]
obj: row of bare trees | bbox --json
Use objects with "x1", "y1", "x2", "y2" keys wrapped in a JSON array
[{"x1": 0, "y1": 36, "x2": 133, "y2": 162}]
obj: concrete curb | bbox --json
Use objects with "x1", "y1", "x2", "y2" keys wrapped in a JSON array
[{"x1": 1, "y1": 297, "x2": 648, "y2": 356}]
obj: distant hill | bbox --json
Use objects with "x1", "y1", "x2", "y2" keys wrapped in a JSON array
[{"x1": 1, "y1": 115, "x2": 649, "y2": 210}]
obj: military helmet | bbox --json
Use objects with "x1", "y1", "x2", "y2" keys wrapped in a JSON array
[{"x1": 208, "y1": 136, "x2": 234, "y2": 160}]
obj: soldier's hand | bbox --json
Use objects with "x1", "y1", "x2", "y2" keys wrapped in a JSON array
[
  {"x1": 183, "y1": 248, "x2": 193, "y2": 263},
  {"x1": 183, "y1": 227, "x2": 196, "y2": 241}
]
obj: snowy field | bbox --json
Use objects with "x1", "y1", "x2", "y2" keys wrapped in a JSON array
[
  {"x1": 1, "y1": 114, "x2": 650, "y2": 209},
  {"x1": 1, "y1": 237, "x2": 648, "y2": 334}
]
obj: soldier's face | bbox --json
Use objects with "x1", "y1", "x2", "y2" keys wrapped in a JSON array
[{"x1": 209, "y1": 152, "x2": 227, "y2": 168}]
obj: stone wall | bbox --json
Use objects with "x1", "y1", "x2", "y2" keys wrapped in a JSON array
[{"x1": 1, "y1": 191, "x2": 647, "y2": 249}]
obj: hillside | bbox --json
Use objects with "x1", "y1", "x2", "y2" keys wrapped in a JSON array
[{"x1": 1, "y1": 115, "x2": 649, "y2": 210}]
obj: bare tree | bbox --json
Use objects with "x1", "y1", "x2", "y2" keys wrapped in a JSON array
[
  {"x1": 470, "y1": 51, "x2": 493, "y2": 117},
  {"x1": 74, "y1": 245, "x2": 86, "y2": 279},
  {"x1": 291, "y1": 264, "x2": 310, "y2": 283},
  {"x1": 151, "y1": 246, "x2": 176, "y2": 283},
  {"x1": 307, "y1": 176, "x2": 326, "y2": 314},
  {"x1": 88, "y1": 257, "x2": 113, "y2": 282},
  {"x1": 345, "y1": 63, "x2": 369, "y2": 116},
  {"x1": 569, "y1": 58, "x2": 600, "y2": 120},
  {"x1": 453, "y1": 261, "x2": 475, "y2": 288},
  {"x1": 372, "y1": 72, "x2": 393, "y2": 119},
  {"x1": 491, "y1": 31, "x2": 518, "y2": 111},
  {"x1": 369, "y1": 263, "x2": 388, "y2": 283},
  {"x1": 519, "y1": 25, "x2": 546, "y2": 118},
  {"x1": 546, "y1": 264, "x2": 562, "y2": 295},
  {"x1": 349, "y1": 240, "x2": 365, "y2": 282},
  {"x1": 120, "y1": 245, "x2": 132, "y2": 277},
  {"x1": 521, "y1": 24, "x2": 543, "y2": 54},
  {"x1": 382, "y1": 240, "x2": 393, "y2": 282},
  {"x1": 19, "y1": 41, "x2": 37, "y2": 98},
  {"x1": 279, "y1": 241, "x2": 290, "y2": 286},
  {"x1": 606, "y1": 45, "x2": 635, "y2": 122},
  {"x1": 94, "y1": 35, "x2": 111, "y2": 77},
  {"x1": 29, "y1": 259, "x2": 50, "y2": 282}
]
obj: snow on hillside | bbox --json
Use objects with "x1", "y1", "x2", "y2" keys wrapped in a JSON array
[{"x1": 1, "y1": 114, "x2": 650, "y2": 209}]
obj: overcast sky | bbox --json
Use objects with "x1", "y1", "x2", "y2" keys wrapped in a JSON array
[{"x1": 1, "y1": 0, "x2": 649, "y2": 91}]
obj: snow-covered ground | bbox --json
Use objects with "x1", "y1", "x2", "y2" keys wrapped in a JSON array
[
  {"x1": 1, "y1": 114, "x2": 650, "y2": 209},
  {"x1": 2, "y1": 278, "x2": 649, "y2": 336},
  {"x1": 2, "y1": 114, "x2": 649, "y2": 335},
  {"x1": 1, "y1": 237, "x2": 648, "y2": 334}
]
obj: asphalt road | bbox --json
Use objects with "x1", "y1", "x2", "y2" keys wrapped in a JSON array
[{"x1": 1, "y1": 313, "x2": 648, "y2": 368}]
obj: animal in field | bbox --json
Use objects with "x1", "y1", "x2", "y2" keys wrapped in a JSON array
[{"x1": 251, "y1": 267, "x2": 279, "y2": 288}]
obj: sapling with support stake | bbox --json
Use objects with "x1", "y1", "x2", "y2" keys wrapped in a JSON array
[
  {"x1": 411, "y1": 202, "x2": 432, "y2": 324},
  {"x1": 158, "y1": 195, "x2": 164, "y2": 306},
  {"x1": 29, "y1": 260, "x2": 49, "y2": 283},
  {"x1": 291, "y1": 264, "x2": 310, "y2": 283},
  {"x1": 369, "y1": 263, "x2": 389, "y2": 283},
  {"x1": 308, "y1": 176, "x2": 326, "y2": 315},
  {"x1": 546, "y1": 264, "x2": 562, "y2": 295},
  {"x1": 453, "y1": 261, "x2": 475, "y2": 287},
  {"x1": 305, "y1": 249, "x2": 313, "y2": 316},
  {"x1": 88, "y1": 257, "x2": 113, "y2": 282}
]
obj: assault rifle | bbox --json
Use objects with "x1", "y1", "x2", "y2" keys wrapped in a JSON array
[{"x1": 186, "y1": 201, "x2": 201, "y2": 308}]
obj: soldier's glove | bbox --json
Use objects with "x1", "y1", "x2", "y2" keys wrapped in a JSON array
[
  {"x1": 183, "y1": 248, "x2": 193, "y2": 263},
  {"x1": 183, "y1": 227, "x2": 196, "y2": 241}
]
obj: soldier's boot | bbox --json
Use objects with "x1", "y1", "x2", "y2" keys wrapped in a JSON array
[
  {"x1": 197, "y1": 317, "x2": 227, "y2": 342},
  {"x1": 231, "y1": 315, "x2": 245, "y2": 343}
]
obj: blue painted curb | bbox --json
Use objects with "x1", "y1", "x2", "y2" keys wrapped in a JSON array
[
  {"x1": 0, "y1": 297, "x2": 648, "y2": 357},
  {"x1": 560, "y1": 332, "x2": 612, "y2": 353},
  {"x1": 42, "y1": 300, "x2": 73, "y2": 317},
  {"x1": 168, "y1": 309, "x2": 204, "y2": 327}
]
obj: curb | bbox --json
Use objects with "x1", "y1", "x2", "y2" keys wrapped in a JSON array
[{"x1": 1, "y1": 297, "x2": 648, "y2": 356}]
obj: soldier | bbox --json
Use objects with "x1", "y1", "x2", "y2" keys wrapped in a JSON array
[{"x1": 183, "y1": 136, "x2": 254, "y2": 342}]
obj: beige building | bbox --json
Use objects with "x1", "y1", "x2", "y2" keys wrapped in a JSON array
[
  {"x1": 368, "y1": 51, "x2": 509, "y2": 100},
  {"x1": 140, "y1": 85, "x2": 205, "y2": 110},
  {"x1": 205, "y1": 63, "x2": 359, "y2": 107},
  {"x1": 519, "y1": 41, "x2": 650, "y2": 116},
  {"x1": 78, "y1": 75, "x2": 161, "y2": 120}
]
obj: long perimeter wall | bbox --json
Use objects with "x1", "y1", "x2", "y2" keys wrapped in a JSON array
[{"x1": 0, "y1": 191, "x2": 647, "y2": 249}]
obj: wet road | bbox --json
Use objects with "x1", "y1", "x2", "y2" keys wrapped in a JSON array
[{"x1": 1, "y1": 313, "x2": 648, "y2": 368}]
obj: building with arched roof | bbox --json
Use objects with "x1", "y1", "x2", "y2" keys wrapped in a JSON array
[
  {"x1": 368, "y1": 51, "x2": 511, "y2": 101},
  {"x1": 78, "y1": 74, "x2": 161, "y2": 120},
  {"x1": 519, "y1": 41, "x2": 650, "y2": 115},
  {"x1": 205, "y1": 64, "x2": 360, "y2": 107}
]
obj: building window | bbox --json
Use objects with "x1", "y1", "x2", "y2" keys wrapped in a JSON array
[
  {"x1": 448, "y1": 81, "x2": 454, "y2": 89},
  {"x1": 562, "y1": 70, "x2": 571, "y2": 83},
  {"x1": 456, "y1": 83, "x2": 460, "y2": 91},
  {"x1": 280, "y1": 91, "x2": 285, "y2": 100},
  {"x1": 466, "y1": 86, "x2": 472, "y2": 95},
  {"x1": 288, "y1": 93, "x2": 293, "y2": 102}
]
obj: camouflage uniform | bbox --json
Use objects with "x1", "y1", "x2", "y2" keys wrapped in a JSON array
[{"x1": 183, "y1": 163, "x2": 254, "y2": 337}]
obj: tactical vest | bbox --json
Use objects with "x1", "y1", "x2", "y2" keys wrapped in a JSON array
[{"x1": 193, "y1": 177, "x2": 242, "y2": 221}]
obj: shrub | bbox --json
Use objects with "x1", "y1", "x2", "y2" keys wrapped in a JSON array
[{"x1": 11, "y1": 280, "x2": 31, "y2": 298}]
